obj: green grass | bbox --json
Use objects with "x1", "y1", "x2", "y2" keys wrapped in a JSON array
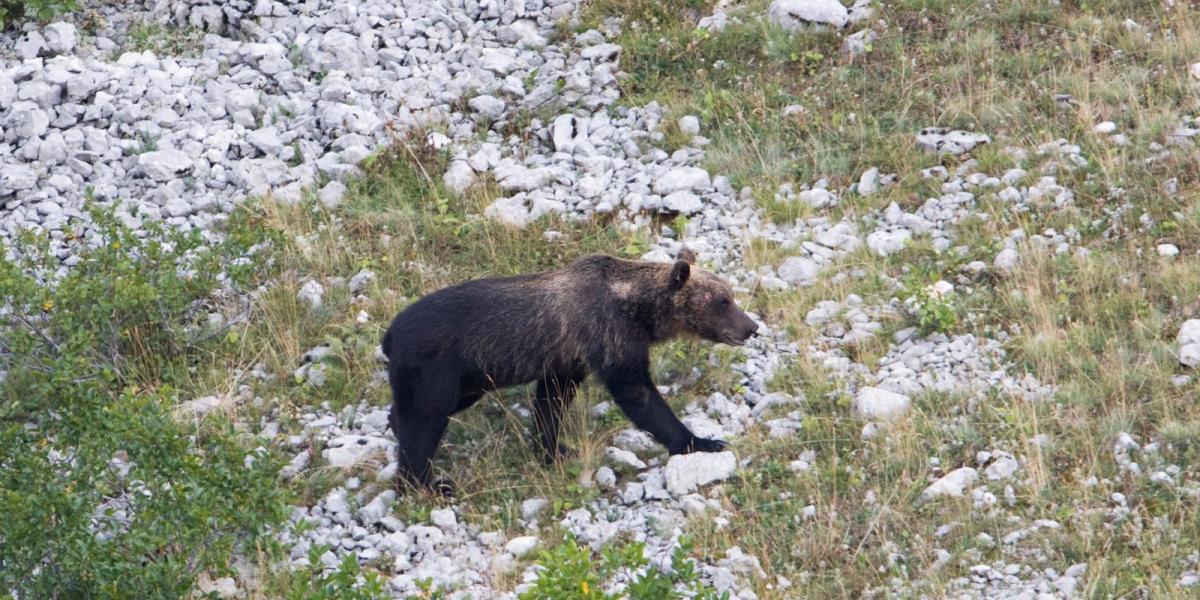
[
  {"x1": 9, "y1": 0, "x2": 1200, "y2": 597},
  {"x1": 122, "y1": 21, "x2": 206, "y2": 58},
  {"x1": 566, "y1": 0, "x2": 1200, "y2": 596}
]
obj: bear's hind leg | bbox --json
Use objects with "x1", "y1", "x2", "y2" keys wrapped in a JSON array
[
  {"x1": 533, "y1": 371, "x2": 584, "y2": 464},
  {"x1": 392, "y1": 366, "x2": 459, "y2": 494},
  {"x1": 393, "y1": 411, "x2": 450, "y2": 492}
]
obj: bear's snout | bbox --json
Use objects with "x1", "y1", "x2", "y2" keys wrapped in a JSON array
[
  {"x1": 738, "y1": 319, "x2": 759, "y2": 342},
  {"x1": 722, "y1": 313, "x2": 759, "y2": 345}
]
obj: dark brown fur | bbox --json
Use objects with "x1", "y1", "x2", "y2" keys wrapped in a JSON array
[{"x1": 381, "y1": 251, "x2": 758, "y2": 493}]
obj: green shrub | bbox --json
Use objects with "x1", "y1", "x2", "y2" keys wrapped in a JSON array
[
  {"x1": 905, "y1": 278, "x2": 959, "y2": 335},
  {"x1": 0, "y1": 0, "x2": 79, "y2": 30},
  {"x1": 0, "y1": 208, "x2": 286, "y2": 597},
  {"x1": 520, "y1": 535, "x2": 730, "y2": 600},
  {"x1": 284, "y1": 546, "x2": 389, "y2": 600}
]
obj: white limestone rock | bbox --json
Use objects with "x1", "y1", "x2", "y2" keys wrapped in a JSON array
[
  {"x1": 768, "y1": 0, "x2": 849, "y2": 30},
  {"x1": 664, "y1": 451, "x2": 737, "y2": 495},
  {"x1": 853, "y1": 387, "x2": 911, "y2": 421},
  {"x1": 322, "y1": 434, "x2": 392, "y2": 468},
  {"x1": 505, "y1": 536, "x2": 539, "y2": 558},
  {"x1": 921, "y1": 467, "x2": 979, "y2": 501}
]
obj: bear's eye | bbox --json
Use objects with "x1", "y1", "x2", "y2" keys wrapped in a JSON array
[{"x1": 715, "y1": 297, "x2": 732, "y2": 309}]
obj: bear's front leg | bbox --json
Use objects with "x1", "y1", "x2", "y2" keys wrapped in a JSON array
[{"x1": 599, "y1": 361, "x2": 726, "y2": 455}]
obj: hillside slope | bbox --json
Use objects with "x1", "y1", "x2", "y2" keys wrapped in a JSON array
[{"x1": 3, "y1": 0, "x2": 1200, "y2": 598}]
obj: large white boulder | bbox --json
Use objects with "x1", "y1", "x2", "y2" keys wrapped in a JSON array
[
  {"x1": 768, "y1": 0, "x2": 849, "y2": 30},
  {"x1": 921, "y1": 467, "x2": 979, "y2": 501},
  {"x1": 664, "y1": 451, "x2": 737, "y2": 495},
  {"x1": 777, "y1": 256, "x2": 822, "y2": 286},
  {"x1": 138, "y1": 149, "x2": 193, "y2": 182},
  {"x1": 322, "y1": 434, "x2": 392, "y2": 467},
  {"x1": 853, "y1": 387, "x2": 911, "y2": 421},
  {"x1": 867, "y1": 229, "x2": 911, "y2": 256},
  {"x1": 653, "y1": 167, "x2": 711, "y2": 195},
  {"x1": 1178, "y1": 319, "x2": 1200, "y2": 368}
]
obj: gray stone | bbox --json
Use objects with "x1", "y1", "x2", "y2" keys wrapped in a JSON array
[
  {"x1": 841, "y1": 29, "x2": 877, "y2": 57},
  {"x1": 505, "y1": 536, "x2": 539, "y2": 558},
  {"x1": 319, "y1": 181, "x2": 347, "y2": 208},
  {"x1": 298, "y1": 280, "x2": 324, "y2": 310},
  {"x1": 866, "y1": 229, "x2": 911, "y2": 256},
  {"x1": 768, "y1": 0, "x2": 849, "y2": 30},
  {"x1": 1178, "y1": 320, "x2": 1200, "y2": 368},
  {"x1": 994, "y1": 248, "x2": 1019, "y2": 274},
  {"x1": 777, "y1": 256, "x2": 821, "y2": 286},
  {"x1": 678, "y1": 115, "x2": 701, "y2": 135},
  {"x1": 43, "y1": 22, "x2": 78, "y2": 54},
  {"x1": 247, "y1": 128, "x2": 284, "y2": 156},
  {"x1": 139, "y1": 150, "x2": 194, "y2": 182},
  {"x1": 664, "y1": 451, "x2": 737, "y2": 495},
  {"x1": 798, "y1": 188, "x2": 836, "y2": 208},
  {"x1": 984, "y1": 453, "x2": 1019, "y2": 481},
  {"x1": 358, "y1": 490, "x2": 396, "y2": 525},
  {"x1": 857, "y1": 167, "x2": 880, "y2": 196},
  {"x1": 853, "y1": 387, "x2": 911, "y2": 421},
  {"x1": 604, "y1": 446, "x2": 646, "y2": 470},
  {"x1": 484, "y1": 196, "x2": 532, "y2": 228},
  {"x1": 552, "y1": 114, "x2": 589, "y2": 153},
  {"x1": 430, "y1": 508, "x2": 457, "y2": 529},
  {"x1": 1182, "y1": 344, "x2": 1200, "y2": 369},
  {"x1": 468, "y1": 95, "x2": 506, "y2": 120},
  {"x1": 443, "y1": 161, "x2": 477, "y2": 195},
  {"x1": 322, "y1": 435, "x2": 391, "y2": 468},
  {"x1": 177, "y1": 395, "x2": 225, "y2": 418},
  {"x1": 921, "y1": 467, "x2": 979, "y2": 501},
  {"x1": 917, "y1": 128, "x2": 990, "y2": 156},
  {"x1": 661, "y1": 190, "x2": 702, "y2": 214},
  {"x1": 0, "y1": 164, "x2": 37, "y2": 195},
  {"x1": 480, "y1": 48, "x2": 518, "y2": 74},
  {"x1": 594, "y1": 466, "x2": 617, "y2": 490},
  {"x1": 15, "y1": 32, "x2": 47, "y2": 60},
  {"x1": 653, "y1": 167, "x2": 710, "y2": 195},
  {"x1": 520, "y1": 498, "x2": 550, "y2": 521},
  {"x1": 197, "y1": 575, "x2": 239, "y2": 599},
  {"x1": 348, "y1": 268, "x2": 375, "y2": 294},
  {"x1": 11, "y1": 105, "x2": 50, "y2": 139},
  {"x1": 580, "y1": 43, "x2": 621, "y2": 62}
]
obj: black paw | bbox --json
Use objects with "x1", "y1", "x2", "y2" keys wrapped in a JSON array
[
  {"x1": 684, "y1": 437, "x2": 728, "y2": 453},
  {"x1": 431, "y1": 478, "x2": 456, "y2": 498},
  {"x1": 542, "y1": 443, "x2": 578, "y2": 464}
]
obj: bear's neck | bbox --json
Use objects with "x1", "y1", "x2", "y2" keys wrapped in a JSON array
[{"x1": 625, "y1": 286, "x2": 683, "y2": 344}]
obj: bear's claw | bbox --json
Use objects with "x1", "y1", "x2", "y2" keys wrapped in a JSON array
[
  {"x1": 676, "y1": 436, "x2": 728, "y2": 454},
  {"x1": 431, "y1": 478, "x2": 456, "y2": 498}
]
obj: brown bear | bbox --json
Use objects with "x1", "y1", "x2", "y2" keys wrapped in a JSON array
[{"x1": 380, "y1": 249, "x2": 759, "y2": 494}]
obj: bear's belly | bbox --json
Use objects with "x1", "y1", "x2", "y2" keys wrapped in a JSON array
[{"x1": 465, "y1": 355, "x2": 585, "y2": 392}]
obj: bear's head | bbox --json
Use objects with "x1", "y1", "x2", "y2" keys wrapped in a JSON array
[{"x1": 668, "y1": 249, "x2": 759, "y2": 346}]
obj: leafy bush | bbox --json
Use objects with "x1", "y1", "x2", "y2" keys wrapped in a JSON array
[
  {"x1": 906, "y1": 278, "x2": 959, "y2": 335},
  {"x1": 0, "y1": 0, "x2": 78, "y2": 30},
  {"x1": 284, "y1": 546, "x2": 389, "y2": 600},
  {"x1": 0, "y1": 208, "x2": 286, "y2": 597},
  {"x1": 520, "y1": 535, "x2": 729, "y2": 600}
]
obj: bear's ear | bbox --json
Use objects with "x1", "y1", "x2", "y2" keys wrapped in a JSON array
[
  {"x1": 668, "y1": 260, "x2": 691, "y2": 291},
  {"x1": 677, "y1": 248, "x2": 696, "y2": 264}
]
